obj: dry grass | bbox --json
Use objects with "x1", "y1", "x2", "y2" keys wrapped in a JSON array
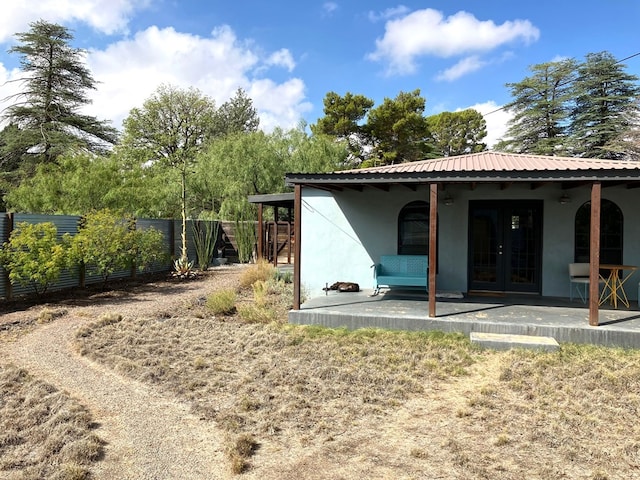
[
  {"x1": 76, "y1": 265, "x2": 474, "y2": 475},
  {"x1": 238, "y1": 260, "x2": 276, "y2": 289},
  {"x1": 71, "y1": 266, "x2": 640, "y2": 478},
  {"x1": 453, "y1": 346, "x2": 640, "y2": 479},
  {"x1": 0, "y1": 365, "x2": 103, "y2": 480},
  {"x1": 6, "y1": 263, "x2": 640, "y2": 478}
]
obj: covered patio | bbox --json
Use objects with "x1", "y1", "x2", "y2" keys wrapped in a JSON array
[
  {"x1": 285, "y1": 151, "x2": 640, "y2": 333},
  {"x1": 289, "y1": 289, "x2": 640, "y2": 349}
]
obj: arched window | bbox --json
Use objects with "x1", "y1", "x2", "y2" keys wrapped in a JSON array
[
  {"x1": 398, "y1": 201, "x2": 429, "y2": 255},
  {"x1": 574, "y1": 199, "x2": 623, "y2": 264}
]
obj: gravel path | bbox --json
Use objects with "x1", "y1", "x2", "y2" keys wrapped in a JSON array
[{"x1": 0, "y1": 266, "x2": 245, "y2": 479}]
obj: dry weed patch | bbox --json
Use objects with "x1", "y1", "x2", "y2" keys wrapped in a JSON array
[
  {"x1": 68, "y1": 264, "x2": 640, "y2": 478},
  {"x1": 76, "y1": 284, "x2": 474, "y2": 470},
  {"x1": 238, "y1": 260, "x2": 275, "y2": 289},
  {"x1": 440, "y1": 345, "x2": 640, "y2": 479},
  {"x1": 0, "y1": 364, "x2": 103, "y2": 479}
]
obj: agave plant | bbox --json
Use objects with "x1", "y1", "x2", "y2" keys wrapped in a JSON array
[{"x1": 172, "y1": 257, "x2": 196, "y2": 279}]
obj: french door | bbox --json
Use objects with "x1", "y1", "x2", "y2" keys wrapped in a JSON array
[{"x1": 468, "y1": 201, "x2": 542, "y2": 293}]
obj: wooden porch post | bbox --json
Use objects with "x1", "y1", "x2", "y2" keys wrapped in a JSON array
[
  {"x1": 429, "y1": 183, "x2": 438, "y2": 317},
  {"x1": 293, "y1": 185, "x2": 302, "y2": 310},
  {"x1": 273, "y1": 207, "x2": 279, "y2": 266},
  {"x1": 257, "y1": 203, "x2": 264, "y2": 261},
  {"x1": 589, "y1": 182, "x2": 601, "y2": 326}
]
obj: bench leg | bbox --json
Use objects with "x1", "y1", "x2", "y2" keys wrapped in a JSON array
[{"x1": 371, "y1": 287, "x2": 380, "y2": 296}]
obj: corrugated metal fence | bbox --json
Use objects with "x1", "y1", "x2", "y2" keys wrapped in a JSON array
[{"x1": 0, "y1": 213, "x2": 226, "y2": 300}]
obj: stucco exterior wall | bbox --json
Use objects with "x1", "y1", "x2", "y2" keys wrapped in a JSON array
[{"x1": 300, "y1": 185, "x2": 640, "y2": 302}]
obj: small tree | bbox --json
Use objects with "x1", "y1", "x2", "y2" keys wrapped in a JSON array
[
  {"x1": 121, "y1": 84, "x2": 216, "y2": 272},
  {"x1": 68, "y1": 209, "x2": 136, "y2": 287},
  {"x1": 0, "y1": 222, "x2": 66, "y2": 295}
]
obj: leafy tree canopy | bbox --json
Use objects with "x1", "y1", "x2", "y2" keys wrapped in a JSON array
[
  {"x1": 121, "y1": 84, "x2": 216, "y2": 262},
  {"x1": 497, "y1": 59, "x2": 577, "y2": 155},
  {"x1": 192, "y1": 125, "x2": 348, "y2": 219},
  {"x1": 570, "y1": 51, "x2": 640, "y2": 159}
]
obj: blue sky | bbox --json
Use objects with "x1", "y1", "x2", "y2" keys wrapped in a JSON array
[{"x1": 1, "y1": 1, "x2": 639, "y2": 147}]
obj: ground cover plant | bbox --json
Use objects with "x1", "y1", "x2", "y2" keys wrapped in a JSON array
[{"x1": 0, "y1": 364, "x2": 103, "y2": 480}]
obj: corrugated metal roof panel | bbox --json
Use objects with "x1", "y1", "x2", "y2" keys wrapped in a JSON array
[{"x1": 336, "y1": 151, "x2": 640, "y2": 175}]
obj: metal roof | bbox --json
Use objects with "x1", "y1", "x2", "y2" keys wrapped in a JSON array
[
  {"x1": 247, "y1": 193, "x2": 295, "y2": 208},
  {"x1": 285, "y1": 151, "x2": 640, "y2": 190},
  {"x1": 339, "y1": 151, "x2": 640, "y2": 174}
]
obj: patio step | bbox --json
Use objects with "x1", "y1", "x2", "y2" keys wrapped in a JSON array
[{"x1": 470, "y1": 332, "x2": 559, "y2": 351}]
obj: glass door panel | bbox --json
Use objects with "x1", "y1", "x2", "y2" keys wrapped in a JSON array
[{"x1": 469, "y1": 201, "x2": 542, "y2": 293}]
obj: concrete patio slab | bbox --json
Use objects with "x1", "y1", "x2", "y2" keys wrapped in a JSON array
[
  {"x1": 470, "y1": 332, "x2": 560, "y2": 351},
  {"x1": 289, "y1": 289, "x2": 640, "y2": 349}
]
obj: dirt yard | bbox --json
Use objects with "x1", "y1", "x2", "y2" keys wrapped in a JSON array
[{"x1": 2, "y1": 264, "x2": 640, "y2": 480}]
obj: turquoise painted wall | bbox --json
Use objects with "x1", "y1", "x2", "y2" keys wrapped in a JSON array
[{"x1": 300, "y1": 185, "x2": 640, "y2": 303}]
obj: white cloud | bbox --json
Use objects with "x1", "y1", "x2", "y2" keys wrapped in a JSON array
[
  {"x1": 82, "y1": 25, "x2": 307, "y2": 132},
  {"x1": 266, "y1": 49, "x2": 296, "y2": 72},
  {"x1": 436, "y1": 55, "x2": 486, "y2": 82},
  {"x1": 367, "y1": 5, "x2": 410, "y2": 22},
  {"x1": 0, "y1": 63, "x2": 23, "y2": 119},
  {"x1": 368, "y1": 8, "x2": 539, "y2": 76},
  {"x1": 467, "y1": 101, "x2": 513, "y2": 149},
  {"x1": 249, "y1": 78, "x2": 312, "y2": 131},
  {"x1": 323, "y1": 2, "x2": 338, "y2": 15},
  {"x1": 0, "y1": 0, "x2": 149, "y2": 42}
]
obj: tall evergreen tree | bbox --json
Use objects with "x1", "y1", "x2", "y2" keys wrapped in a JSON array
[
  {"x1": 311, "y1": 91, "x2": 374, "y2": 164},
  {"x1": 210, "y1": 88, "x2": 259, "y2": 137},
  {"x1": 2, "y1": 20, "x2": 118, "y2": 168},
  {"x1": 496, "y1": 59, "x2": 577, "y2": 155},
  {"x1": 366, "y1": 89, "x2": 432, "y2": 165},
  {"x1": 569, "y1": 51, "x2": 640, "y2": 159},
  {"x1": 427, "y1": 109, "x2": 487, "y2": 157}
]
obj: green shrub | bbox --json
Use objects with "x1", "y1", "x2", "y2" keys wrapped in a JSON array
[
  {"x1": 67, "y1": 209, "x2": 165, "y2": 286},
  {"x1": 0, "y1": 222, "x2": 67, "y2": 295},
  {"x1": 132, "y1": 226, "x2": 167, "y2": 274},
  {"x1": 205, "y1": 289, "x2": 237, "y2": 315}
]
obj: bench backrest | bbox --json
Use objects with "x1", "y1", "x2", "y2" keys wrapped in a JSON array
[{"x1": 378, "y1": 255, "x2": 428, "y2": 276}]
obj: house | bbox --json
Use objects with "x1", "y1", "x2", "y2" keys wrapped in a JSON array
[{"x1": 284, "y1": 151, "x2": 640, "y2": 326}]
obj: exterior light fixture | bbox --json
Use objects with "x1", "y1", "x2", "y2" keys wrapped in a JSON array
[
  {"x1": 559, "y1": 193, "x2": 571, "y2": 205},
  {"x1": 443, "y1": 193, "x2": 454, "y2": 206}
]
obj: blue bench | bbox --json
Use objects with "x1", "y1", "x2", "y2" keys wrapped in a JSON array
[{"x1": 372, "y1": 255, "x2": 428, "y2": 296}]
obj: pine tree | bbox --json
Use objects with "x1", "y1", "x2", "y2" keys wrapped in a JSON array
[
  {"x1": 210, "y1": 88, "x2": 260, "y2": 137},
  {"x1": 496, "y1": 59, "x2": 577, "y2": 155},
  {"x1": 2, "y1": 20, "x2": 118, "y2": 169},
  {"x1": 569, "y1": 51, "x2": 640, "y2": 159}
]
